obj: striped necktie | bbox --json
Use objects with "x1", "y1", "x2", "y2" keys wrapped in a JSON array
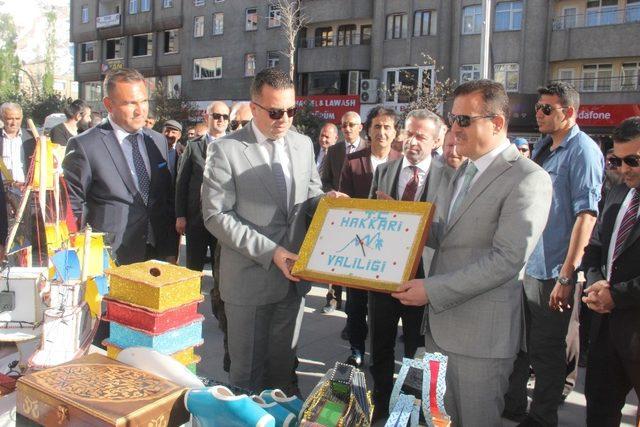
[{"x1": 613, "y1": 189, "x2": 639, "y2": 261}]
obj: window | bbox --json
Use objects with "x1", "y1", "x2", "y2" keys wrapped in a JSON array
[
  {"x1": 267, "y1": 51, "x2": 279, "y2": 68},
  {"x1": 586, "y1": 0, "x2": 619, "y2": 26},
  {"x1": 194, "y1": 16, "x2": 204, "y2": 38},
  {"x1": 268, "y1": 5, "x2": 281, "y2": 28},
  {"x1": 83, "y1": 81, "x2": 102, "y2": 101},
  {"x1": 493, "y1": 63, "x2": 519, "y2": 92},
  {"x1": 193, "y1": 0, "x2": 205, "y2": 6},
  {"x1": 105, "y1": 38, "x2": 123, "y2": 60},
  {"x1": 81, "y1": 5, "x2": 89, "y2": 23},
  {"x1": 214, "y1": 0, "x2": 225, "y2": 2},
  {"x1": 194, "y1": 57, "x2": 222, "y2": 80},
  {"x1": 360, "y1": 25, "x2": 372, "y2": 45},
  {"x1": 413, "y1": 10, "x2": 436, "y2": 36},
  {"x1": 245, "y1": 53, "x2": 256, "y2": 77},
  {"x1": 462, "y1": 5, "x2": 483, "y2": 34},
  {"x1": 80, "y1": 42, "x2": 95, "y2": 62},
  {"x1": 582, "y1": 64, "x2": 613, "y2": 91},
  {"x1": 384, "y1": 66, "x2": 433, "y2": 103},
  {"x1": 132, "y1": 33, "x2": 152, "y2": 57},
  {"x1": 460, "y1": 64, "x2": 480, "y2": 83},
  {"x1": 386, "y1": 13, "x2": 408, "y2": 39},
  {"x1": 337, "y1": 25, "x2": 356, "y2": 46},
  {"x1": 558, "y1": 7, "x2": 577, "y2": 29},
  {"x1": 246, "y1": 8, "x2": 258, "y2": 31},
  {"x1": 141, "y1": 0, "x2": 150, "y2": 12},
  {"x1": 164, "y1": 29, "x2": 179, "y2": 54},
  {"x1": 558, "y1": 68, "x2": 575, "y2": 83},
  {"x1": 163, "y1": 0, "x2": 173, "y2": 8},
  {"x1": 315, "y1": 27, "x2": 333, "y2": 47},
  {"x1": 627, "y1": 0, "x2": 640, "y2": 22},
  {"x1": 213, "y1": 13, "x2": 224, "y2": 35},
  {"x1": 495, "y1": 1, "x2": 522, "y2": 31},
  {"x1": 129, "y1": 0, "x2": 138, "y2": 14},
  {"x1": 621, "y1": 63, "x2": 640, "y2": 90}
]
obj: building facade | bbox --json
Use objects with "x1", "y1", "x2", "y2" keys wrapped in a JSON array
[{"x1": 71, "y1": 0, "x2": 640, "y2": 134}]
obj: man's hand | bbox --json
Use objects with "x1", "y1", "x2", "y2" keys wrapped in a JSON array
[
  {"x1": 582, "y1": 280, "x2": 615, "y2": 313},
  {"x1": 176, "y1": 217, "x2": 187, "y2": 235},
  {"x1": 549, "y1": 281, "x2": 574, "y2": 312},
  {"x1": 273, "y1": 246, "x2": 300, "y2": 282},
  {"x1": 325, "y1": 190, "x2": 350, "y2": 199},
  {"x1": 391, "y1": 278, "x2": 428, "y2": 306},
  {"x1": 375, "y1": 191, "x2": 395, "y2": 201}
]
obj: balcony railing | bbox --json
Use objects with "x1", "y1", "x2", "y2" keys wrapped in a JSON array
[
  {"x1": 551, "y1": 76, "x2": 640, "y2": 92},
  {"x1": 553, "y1": 7, "x2": 640, "y2": 30},
  {"x1": 96, "y1": 13, "x2": 121, "y2": 29},
  {"x1": 299, "y1": 33, "x2": 371, "y2": 48}
]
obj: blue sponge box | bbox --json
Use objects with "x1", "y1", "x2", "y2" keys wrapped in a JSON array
[{"x1": 108, "y1": 320, "x2": 203, "y2": 354}]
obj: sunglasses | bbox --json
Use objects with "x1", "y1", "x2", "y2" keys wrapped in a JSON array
[
  {"x1": 447, "y1": 113, "x2": 496, "y2": 128},
  {"x1": 341, "y1": 122, "x2": 360, "y2": 128},
  {"x1": 230, "y1": 120, "x2": 250, "y2": 130},
  {"x1": 534, "y1": 103, "x2": 565, "y2": 116},
  {"x1": 253, "y1": 101, "x2": 297, "y2": 120},
  {"x1": 211, "y1": 113, "x2": 229, "y2": 121},
  {"x1": 607, "y1": 155, "x2": 640, "y2": 168}
]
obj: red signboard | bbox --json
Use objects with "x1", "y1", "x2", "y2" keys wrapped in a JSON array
[
  {"x1": 577, "y1": 104, "x2": 640, "y2": 127},
  {"x1": 295, "y1": 95, "x2": 361, "y2": 124}
]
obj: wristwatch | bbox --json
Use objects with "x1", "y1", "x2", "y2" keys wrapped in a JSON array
[{"x1": 557, "y1": 276, "x2": 573, "y2": 286}]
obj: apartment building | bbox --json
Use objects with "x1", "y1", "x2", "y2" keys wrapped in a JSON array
[{"x1": 71, "y1": 0, "x2": 640, "y2": 134}]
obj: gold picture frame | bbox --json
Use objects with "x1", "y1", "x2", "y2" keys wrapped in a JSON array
[{"x1": 292, "y1": 197, "x2": 435, "y2": 293}]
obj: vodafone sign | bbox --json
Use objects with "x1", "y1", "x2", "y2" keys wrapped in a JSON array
[{"x1": 577, "y1": 104, "x2": 640, "y2": 127}]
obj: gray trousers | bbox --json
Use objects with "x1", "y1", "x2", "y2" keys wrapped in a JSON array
[
  {"x1": 504, "y1": 274, "x2": 573, "y2": 426},
  {"x1": 425, "y1": 327, "x2": 514, "y2": 427},
  {"x1": 225, "y1": 284, "x2": 305, "y2": 394}
]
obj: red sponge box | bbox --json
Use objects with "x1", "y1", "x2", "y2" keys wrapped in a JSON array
[{"x1": 104, "y1": 296, "x2": 203, "y2": 334}]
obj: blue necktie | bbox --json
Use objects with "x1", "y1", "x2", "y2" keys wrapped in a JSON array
[
  {"x1": 127, "y1": 133, "x2": 150, "y2": 205},
  {"x1": 449, "y1": 162, "x2": 478, "y2": 221}
]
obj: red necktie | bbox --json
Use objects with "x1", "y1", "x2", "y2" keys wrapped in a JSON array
[
  {"x1": 401, "y1": 166, "x2": 419, "y2": 201},
  {"x1": 613, "y1": 189, "x2": 639, "y2": 261}
]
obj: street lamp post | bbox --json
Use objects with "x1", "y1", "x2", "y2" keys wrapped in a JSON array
[{"x1": 480, "y1": 0, "x2": 492, "y2": 79}]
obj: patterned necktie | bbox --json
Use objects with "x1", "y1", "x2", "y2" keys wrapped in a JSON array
[
  {"x1": 401, "y1": 166, "x2": 419, "y2": 201},
  {"x1": 268, "y1": 139, "x2": 288, "y2": 209},
  {"x1": 347, "y1": 143, "x2": 356, "y2": 154},
  {"x1": 127, "y1": 133, "x2": 150, "y2": 205},
  {"x1": 449, "y1": 162, "x2": 478, "y2": 220},
  {"x1": 613, "y1": 189, "x2": 639, "y2": 261}
]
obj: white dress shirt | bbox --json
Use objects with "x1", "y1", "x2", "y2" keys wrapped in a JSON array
[
  {"x1": 397, "y1": 156, "x2": 432, "y2": 201},
  {"x1": 370, "y1": 153, "x2": 388, "y2": 174},
  {"x1": 1, "y1": 129, "x2": 25, "y2": 182},
  {"x1": 110, "y1": 118, "x2": 151, "y2": 192},
  {"x1": 252, "y1": 121, "x2": 293, "y2": 206},
  {"x1": 607, "y1": 188, "x2": 640, "y2": 281},
  {"x1": 207, "y1": 132, "x2": 225, "y2": 145},
  {"x1": 345, "y1": 138, "x2": 361, "y2": 154}
]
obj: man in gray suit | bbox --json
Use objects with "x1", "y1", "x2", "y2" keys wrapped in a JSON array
[
  {"x1": 201, "y1": 68, "x2": 337, "y2": 393},
  {"x1": 392, "y1": 80, "x2": 553, "y2": 426}
]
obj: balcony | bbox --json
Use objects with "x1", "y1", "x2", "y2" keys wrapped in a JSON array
[
  {"x1": 297, "y1": 34, "x2": 370, "y2": 73},
  {"x1": 551, "y1": 76, "x2": 639, "y2": 93},
  {"x1": 299, "y1": 33, "x2": 370, "y2": 49},
  {"x1": 96, "y1": 13, "x2": 120, "y2": 28},
  {"x1": 301, "y1": 0, "x2": 372, "y2": 23},
  {"x1": 553, "y1": 7, "x2": 640, "y2": 30}
]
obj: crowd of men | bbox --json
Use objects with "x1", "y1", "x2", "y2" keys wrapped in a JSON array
[{"x1": 0, "y1": 66, "x2": 638, "y2": 427}]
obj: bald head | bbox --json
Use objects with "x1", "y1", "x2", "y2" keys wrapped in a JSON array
[
  {"x1": 318, "y1": 123, "x2": 339, "y2": 150},
  {"x1": 206, "y1": 101, "x2": 230, "y2": 137},
  {"x1": 232, "y1": 102, "x2": 253, "y2": 130}
]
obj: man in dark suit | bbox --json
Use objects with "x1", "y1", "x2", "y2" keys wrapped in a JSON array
[
  {"x1": 339, "y1": 106, "x2": 402, "y2": 369},
  {"x1": 315, "y1": 123, "x2": 338, "y2": 173},
  {"x1": 582, "y1": 116, "x2": 640, "y2": 427},
  {"x1": 367, "y1": 108, "x2": 453, "y2": 419},
  {"x1": 0, "y1": 102, "x2": 35, "y2": 185},
  {"x1": 62, "y1": 68, "x2": 175, "y2": 266},
  {"x1": 321, "y1": 111, "x2": 366, "y2": 313}
]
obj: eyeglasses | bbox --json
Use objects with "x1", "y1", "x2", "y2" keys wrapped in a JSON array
[
  {"x1": 230, "y1": 120, "x2": 250, "y2": 130},
  {"x1": 607, "y1": 155, "x2": 640, "y2": 168},
  {"x1": 210, "y1": 113, "x2": 229, "y2": 121},
  {"x1": 534, "y1": 103, "x2": 565, "y2": 116},
  {"x1": 341, "y1": 122, "x2": 360, "y2": 128},
  {"x1": 252, "y1": 101, "x2": 297, "y2": 120},
  {"x1": 447, "y1": 113, "x2": 496, "y2": 128}
]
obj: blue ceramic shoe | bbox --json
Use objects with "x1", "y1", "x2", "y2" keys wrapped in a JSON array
[
  {"x1": 185, "y1": 385, "x2": 275, "y2": 427},
  {"x1": 260, "y1": 389, "x2": 304, "y2": 418},
  {"x1": 251, "y1": 395, "x2": 297, "y2": 427}
]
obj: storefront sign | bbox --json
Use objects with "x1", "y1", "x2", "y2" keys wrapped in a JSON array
[
  {"x1": 577, "y1": 104, "x2": 640, "y2": 127},
  {"x1": 295, "y1": 95, "x2": 360, "y2": 124},
  {"x1": 96, "y1": 13, "x2": 120, "y2": 29}
]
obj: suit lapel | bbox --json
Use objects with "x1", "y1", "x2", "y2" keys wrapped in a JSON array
[
  {"x1": 143, "y1": 132, "x2": 162, "y2": 197},
  {"x1": 425, "y1": 159, "x2": 444, "y2": 202},
  {"x1": 287, "y1": 134, "x2": 302, "y2": 211},
  {"x1": 99, "y1": 125, "x2": 138, "y2": 197},
  {"x1": 620, "y1": 189, "x2": 640, "y2": 255},
  {"x1": 388, "y1": 160, "x2": 404, "y2": 200}
]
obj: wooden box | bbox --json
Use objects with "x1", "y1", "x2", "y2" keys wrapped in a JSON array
[
  {"x1": 104, "y1": 297, "x2": 203, "y2": 334},
  {"x1": 106, "y1": 260, "x2": 202, "y2": 311},
  {"x1": 16, "y1": 353, "x2": 189, "y2": 426}
]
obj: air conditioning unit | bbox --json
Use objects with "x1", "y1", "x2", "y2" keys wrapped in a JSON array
[{"x1": 360, "y1": 79, "x2": 378, "y2": 104}]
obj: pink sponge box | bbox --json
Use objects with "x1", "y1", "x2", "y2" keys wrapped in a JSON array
[{"x1": 103, "y1": 296, "x2": 204, "y2": 334}]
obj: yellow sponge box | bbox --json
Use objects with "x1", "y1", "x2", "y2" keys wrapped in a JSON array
[
  {"x1": 107, "y1": 344, "x2": 201, "y2": 366},
  {"x1": 106, "y1": 260, "x2": 203, "y2": 311}
]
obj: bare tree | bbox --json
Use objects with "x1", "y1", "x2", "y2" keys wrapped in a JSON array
[{"x1": 273, "y1": 0, "x2": 308, "y2": 81}]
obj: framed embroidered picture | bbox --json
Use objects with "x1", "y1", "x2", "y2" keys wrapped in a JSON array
[{"x1": 292, "y1": 197, "x2": 434, "y2": 293}]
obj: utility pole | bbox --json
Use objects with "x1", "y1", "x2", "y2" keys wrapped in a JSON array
[{"x1": 480, "y1": 0, "x2": 492, "y2": 79}]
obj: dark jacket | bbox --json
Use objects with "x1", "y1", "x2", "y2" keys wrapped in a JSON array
[{"x1": 175, "y1": 134, "x2": 209, "y2": 229}]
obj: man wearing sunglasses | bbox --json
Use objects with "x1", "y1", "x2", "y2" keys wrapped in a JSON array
[
  {"x1": 504, "y1": 82, "x2": 604, "y2": 427},
  {"x1": 512, "y1": 137, "x2": 531, "y2": 158},
  {"x1": 391, "y1": 80, "x2": 552, "y2": 426},
  {"x1": 229, "y1": 102, "x2": 252, "y2": 132},
  {"x1": 201, "y1": 68, "x2": 331, "y2": 394},
  {"x1": 581, "y1": 117, "x2": 640, "y2": 427}
]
